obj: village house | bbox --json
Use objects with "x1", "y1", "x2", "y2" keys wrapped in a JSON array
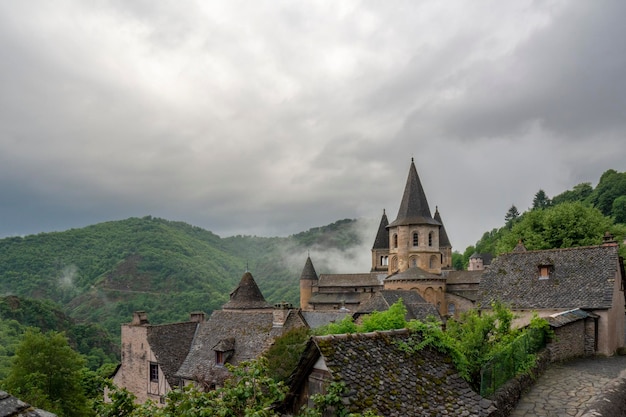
[
  {"x1": 0, "y1": 390, "x2": 56, "y2": 417},
  {"x1": 477, "y1": 236, "x2": 626, "y2": 356},
  {"x1": 282, "y1": 329, "x2": 496, "y2": 416},
  {"x1": 110, "y1": 271, "x2": 305, "y2": 403}
]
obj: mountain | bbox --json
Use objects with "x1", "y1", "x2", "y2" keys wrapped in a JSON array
[{"x1": 0, "y1": 216, "x2": 363, "y2": 338}]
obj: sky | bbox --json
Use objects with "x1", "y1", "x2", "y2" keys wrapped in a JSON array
[{"x1": 1, "y1": 0, "x2": 626, "y2": 255}]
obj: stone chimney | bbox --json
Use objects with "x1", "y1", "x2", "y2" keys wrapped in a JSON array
[
  {"x1": 602, "y1": 231, "x2": 618, "y2": 247},
  {"x1": 189, "y1": 311, "x2": 206, "y2": 323},
  {"x1": 131, "y1": 311, "x2": 149, "y2": 325},
  {"x1": 273, "y1": 302, "x2": 293, "y2": 328}
]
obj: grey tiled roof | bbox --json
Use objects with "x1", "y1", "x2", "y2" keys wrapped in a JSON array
[
  {"x1": 388, "y1": 159, "x2": 441, "y2": 228},
  {"x1": 308, "y1": 292, "x2": 371, "y2": 305},
  {"x1": 222, "y1": 271, "x2": 273, "y2": 310},
  {"x1": 176, "y1": 310, "x2": 282, "y2": 383},
  {"x1": 300, "y1": 311, "x2": 352, "y2": 329},
  {"x1": 445, "y1": 270, "x2": 484, "y2": 284},
  {"x1": 434, "y1": 207, "x2": 452, "y2": 248},
  {"x1": 300, "y1": 256, "x2": 319, "y2": 281},
  {"x1": 318, "y1": 273, "x2": 384, "y2": 287},
  {"x1": 477, "y1": 245, "x2": 621, "y2": 310},
  {"x1": 0, "y1": 391, "x2": 56, "y2": 417},
  {"x1": 147, "y1": 321, "x2": 199, "y2": 388},
  {"x1": 547, "y1": 308, "x2": 598, "y2": 328},
  {"x1": 355, "y1": 290, "x2": 441, "y2": 321},
  {"x1": 287, "y1": 330, "x2": 494, "y2": 416},
  {"x1": 371, "y1": 210, "x2": 390, "y2": 249}
]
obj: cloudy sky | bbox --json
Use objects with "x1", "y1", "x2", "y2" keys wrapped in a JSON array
[{"x1": 1, "y1": 0, "x2": 625, "y2": 253}]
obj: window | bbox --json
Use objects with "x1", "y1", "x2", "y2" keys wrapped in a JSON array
[
  {"x1": 538, "y1": 265, "x2": 553, "y2": 280},
  {"x1": 149, "y1": 362, "x2": 159, "y2": 382},
  {"x1": 215, "y1": 351, "x2": 224, "y2": 366},
  {"x1": 412, "y1": 232, "x2": 419, "y2": 246},
  {"x1": 393, "y1": 234, "x2": 398, "y2": 248},
  {"x1": 381, "y1": 255, "x2": 388, "y2": 266},
  {"x1": 428, "y1": 232, "x2": 433, "y2": 247},
  {"x1": 410, "y1": 257, "x2": 417, "y2": 267}
]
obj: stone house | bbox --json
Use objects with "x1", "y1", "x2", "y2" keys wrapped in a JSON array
[
  {"x1": 110, "y1": 271, "x2": 305, "y2": 403},
  {"x1": 477, "y1": 239, "x2": 626, "y2": 356},
  {"x1": 282, "y1": 329, "x2": 496, "y2": 416},
  {"x1": 353, "y1": 289, "x2": 440, "y2": 323}
]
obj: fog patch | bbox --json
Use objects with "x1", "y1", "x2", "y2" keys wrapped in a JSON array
[
  {"x1": 281, "y1": 216, "x2": 380, "y2": 275},
  {"x1": 58, "y1": 264, "x2": 79, "y2": 290}
]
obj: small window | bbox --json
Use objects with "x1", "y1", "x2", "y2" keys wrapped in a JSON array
[
  {"x1": 413, "y1": 232, "x2": 419, "y2": 246},
  {"x1": 215, "y1": 351, "x2": 224, "y2": 366},
  {"x1": 393, "y1": 234, "x2": 398, "y2": 248},
  {"x1": 428, "y1": 232, "x2": 433, "y2": 247},
  {"x1": 381, "y1": 255, "x2": 388, "y2": 266},
  {"x1": 538, "y1": 265, "x2": 553, "y2": 280},
  {"x1": 149, "y1": 362, "x2": 159, "y2": 382},
  {"x1": 411, "y1": 257, "x2": 417, "y2": 267}
]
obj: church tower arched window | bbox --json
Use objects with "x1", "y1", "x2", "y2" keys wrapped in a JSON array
[
  {"x1": 428, "y1": 232, "x2": 433, "y2": 247},
  {"x1": 412, "y1": 232, "x2": 419, "y2": 247}
]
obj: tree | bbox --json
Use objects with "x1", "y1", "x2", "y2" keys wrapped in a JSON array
[
  {"x1": 3, "y1": 329, "x2": 91, "y2": 417},
  {"x1": 495, "y1": 202, "x2": 619, "y2": 254},
  {"x1": 504, "y1": 205, "x2": 520, "y2": 226},
  {"x1": 588, "y1": 169, "x2": 626, "y2": 217},
  {"x1": 552, "y1": 182, "x2": 593, "y2": 205},
  {"x1": 532, "y1": 189, "x2": 551, "y2": 210},
  {"x1": 613, "y1": 195, "x2": 626, "y2": 224}
]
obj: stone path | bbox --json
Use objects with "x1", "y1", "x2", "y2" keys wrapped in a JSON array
[{"x1": 511, "y1": 355, "x2": 626, "y2": 417}]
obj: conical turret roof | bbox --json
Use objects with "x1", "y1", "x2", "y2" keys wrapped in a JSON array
[
  {"x1": 300, "y1": 256, "x2": 319, "y2": 281},
  {"x1": 222, "y1": 271, "x2": 272, "y2": 310},
  {"x1": 434, "y1": 207, "x2": 451, "y2": 248},
  {"x1": 372, "y1": 210, "x2": 390, "y2": 249},
  {"x1": 388, "y1": 159, "x2": 441, "y2": 228}
]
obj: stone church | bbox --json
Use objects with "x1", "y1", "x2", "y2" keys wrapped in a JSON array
[{"x1": 300, "y1": 158, "x2": 478, "y2": 318}]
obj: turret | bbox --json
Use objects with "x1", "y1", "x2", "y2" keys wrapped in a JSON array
[
  {"x1": 299, "y1": 256, "x2": 318, "y2": 310},
  {"x1": 434, "y1": 207, "x2": 452, "y2": 269},
  {"x1": 371, "y1": 210, "x2": 390, "y2": 272}
]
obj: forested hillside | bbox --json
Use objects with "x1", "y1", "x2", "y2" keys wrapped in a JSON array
[
  {"x1": 461, "y1": 169, "x2": 626, "y2": 266},
  {"x1": 0, "y1": 296, "x2": 118, "y2": 379},
  {"x1": 0, "y1": 217, "x2": 363, "y2": 339}
]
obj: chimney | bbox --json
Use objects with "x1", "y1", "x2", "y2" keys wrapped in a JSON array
[
  {"x1": 131, "y1": 311, "x2": 149, "y2": 325},
  {"x1": 273, "y1": 302, "x2": 293, "y2": 328},
  {"x1": 603, "y1": 231, "x2": 618, "y2": 246},
  {"x1": 189, "y1": 311, "x2": 206, "y2": 323}
]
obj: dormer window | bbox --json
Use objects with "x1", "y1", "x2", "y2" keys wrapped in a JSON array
[
  {"x1": 538, "y1": 264, "x2": 554, "y2": 280},
  {"x1": 215, "y1": 351, "x2": 224, "y2": 366}
]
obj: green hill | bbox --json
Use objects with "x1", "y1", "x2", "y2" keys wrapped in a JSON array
[
  {"x1": 0, "y1": 216, "x2": 363, "y2": 338},
  {"x1": 0, "y1": 295, "x2": 119, "y2": 379}
]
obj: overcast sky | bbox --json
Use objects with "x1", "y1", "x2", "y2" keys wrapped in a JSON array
[{"x1": 1, "y1": 0, "x2": 625, "y2": 254}]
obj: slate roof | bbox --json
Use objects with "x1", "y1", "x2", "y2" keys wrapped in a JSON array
[
  {"x1": 385, "y1": 266, "x2": 445, "y2": 282},
  {"x1": 372, "y1": 210, "x2": 390, "y2": 249},
  {"x1": 547, "y1": 308, "x2": 598, "y2": 328},
  {"x1": 299, "y1": 310, "x2": 352, "y2": 329},
  {"x1": 285, "y1": 330, "x2": 495, "y2": 416},
  {"x1": 222, "y1": 271, "x2": 273, "y2": 310},
  {"x1": 355, "y1": 290, "x2": 441, "y2": 321},
  {"x1": 0, "y1": 391, "x2": 56, "y2": 417},
  {"x1": 175, "y1": 309, "x2": 282, "y2": 383},
  {"x1": 477, "y1": 245, "x2": 622, "y2": 310},
  {"x1": 300, "y1": 256, "x2": 319, "y2": 281},
  {"x1": 388, "y1": 159, "x2": 441, "y2": 228},
  {"x1": 445, "y1": 270, "x2": 484, "y2": 285},
  {"x1": 318, "y1": 273, "x2": 384, "y2": 287},
  {"x1": 434, "y1": 207, "x2": 451, "y2": 248},
  {"x1": 147, "y1": 321, "x2": 199, "y2": 388}
]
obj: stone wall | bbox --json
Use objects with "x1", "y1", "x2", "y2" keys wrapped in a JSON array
[{"x1": 548, "y1": 320, "x2": 586, "y2": 362}]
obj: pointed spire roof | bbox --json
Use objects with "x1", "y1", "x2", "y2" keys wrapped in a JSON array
[
  {"x1": 434, "y1": 206, "x2": 451, "y2": 247},
  {"x1": 372, "y1": 209, "x2": 390, "y2": 249},
  {"x1": 300, "y1": 256, "x2": 319, "y2": 281},
  {"x1": 388, "y1": 159, "x2": 441, "y2": 228},
  {"x1": 222, "y1": 271, "x2": 272, "y2": 310}
]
